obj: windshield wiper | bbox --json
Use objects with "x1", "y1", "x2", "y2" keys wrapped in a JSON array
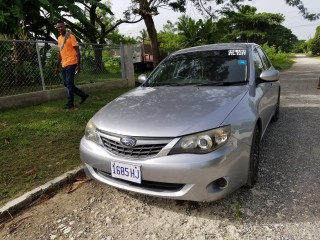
[
  {"x1": 159, "y1": 83, "x2": 185, "y2": 86},
  {"x1": 196, "y1": 81, "x2": 248, "y2": 86},
  {"x1": 155, "y1": 82, "x2": 199, "y2": 87}
]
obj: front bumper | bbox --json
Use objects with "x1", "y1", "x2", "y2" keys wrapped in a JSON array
[{"x1": 80, "y1": 136, "x2": 250, "y2": 202}]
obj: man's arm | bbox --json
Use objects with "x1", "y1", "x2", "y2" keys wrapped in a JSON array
[
  {"x1": 74, "y1": 46, "x2": 81, "y2": 73},
  {"x1": 54, "y1": 52, "x2": 62, "y2": 75}
]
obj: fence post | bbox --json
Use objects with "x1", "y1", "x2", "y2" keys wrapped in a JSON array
[
  {"x1": 35, "y1": 40, "x2": 46, "y2": 90},
  {"x1": 120, "y1": 44, "x2": 135, "y2": 87}
]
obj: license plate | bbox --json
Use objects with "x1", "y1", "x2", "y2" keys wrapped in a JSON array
[{"x1": 111, "y1": 161, "x2": 141, "y2": 184}]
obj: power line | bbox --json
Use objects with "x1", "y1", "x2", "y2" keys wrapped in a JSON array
[{"x1": 287, "y1": 22, "x2": 320, "y2": 28}]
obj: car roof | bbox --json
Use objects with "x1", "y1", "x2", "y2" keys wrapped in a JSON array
[{"x1": 173, "y1": 43, "x2": 260, "y2": 55}]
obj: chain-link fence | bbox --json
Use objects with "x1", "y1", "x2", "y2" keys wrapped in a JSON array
[{"x1": 0, "y1": 40, "x2": 122, "y2": 97}]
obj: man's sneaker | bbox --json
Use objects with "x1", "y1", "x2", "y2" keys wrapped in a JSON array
[
  {"x1": 80, "y1": 95, "x2": 89, "y2": 104},
  {"x1": 63, "y1": 104, "x2": 74, "y2": 109}
]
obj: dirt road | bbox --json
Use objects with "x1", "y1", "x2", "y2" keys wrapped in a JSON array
[{"x1": 1, "y1": 56, "x2": 320, "y2": 240}]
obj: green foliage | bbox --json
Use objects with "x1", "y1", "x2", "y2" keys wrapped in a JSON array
[
  {"x1": 291, "y1": 40, "x2": 307, "y2": 53},
  {"x1": 308, "y1": 26, "x2": 320, "y2": 55},
  {"x1": 177, "y1": 16, "x2": 218, "y2": 48},
  {"x1": 109, "y1": 33, "x2": 138, "y2": 44},
  {"x1": 0, "y1": 0, "x2": 117, "y2": 43},
  {"x1": 104, "y1": 57, "x2": 121, "y2": 74},
  {"x1": 300, "y1": 40, "x2": 311, "y2": 54},
  {"x1": 309, "y1": 38, "x2": 320, "y2": 55},
  {"x1": 216, "y1": 5, "x2": 298, "y2": 52},
  {"x1": 158, "y1": 21, "x2": 184, "y2": 55},
  {"x1": 0, "y1": 41, "x2": 46, "y2": 91},
  {"x1": 167, "y1": 5, "x2": 298, "y2": 53},
  {"x1": 295, "y1": 26, "x2": 320, "y2": 55},
  {"x1": 43, "y1": 47, "x2": 61, "y2": 85},
  {"x1": 0, "y1": 0, "x2": 23, "y2": 35},
  {"x1": 15, "y1": 61, "x2": 40, "y2": 86},
  {"x1": 137, "y1": 29, "x2": 149, "y2": 43},
  {"x1": 0, "y1": 41, "x2": 15, "y2": 86},
  {"x1": 262, "y1": 43, "x2": 294, "y2": 70}
]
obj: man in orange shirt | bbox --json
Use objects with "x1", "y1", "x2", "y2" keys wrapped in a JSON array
[{"x1": 54, "y1": 21, "x2": 88, "y2": 109}]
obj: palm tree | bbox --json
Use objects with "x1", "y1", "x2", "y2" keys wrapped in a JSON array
[{"x1": 137, "y1": 29, "x2": 148, "y2": 44}]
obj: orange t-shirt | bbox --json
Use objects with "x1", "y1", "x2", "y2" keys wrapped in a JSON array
[{"x1": 58, "y1": 33, "x2": 78, "y2": 68}]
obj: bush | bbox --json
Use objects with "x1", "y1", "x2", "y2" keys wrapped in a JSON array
[
  {"x1": 43, "y1": 48, "x2": 61, "y2": 85},
  {"x1": 309, "y1": 38, "x2": 320, "y2": 55},
  {"x1": 262, "y1": 43, "x2": 294, "y2": 70},
  {"x1": 104, "y1": 57, "x2": 121, "y2": 74}
]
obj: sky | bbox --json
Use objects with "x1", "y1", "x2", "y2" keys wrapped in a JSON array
[{"x1": 111, "y1": 0, "x2": 320, "y2": 40}]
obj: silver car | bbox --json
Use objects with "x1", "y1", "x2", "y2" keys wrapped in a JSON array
[{"x1": 80, "y1": 43, "x2": 280, "y2": 202}]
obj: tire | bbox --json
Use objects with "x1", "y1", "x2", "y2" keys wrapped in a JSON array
[
  {"x1": 272, "y1": 91, "x2": 280, "y2": 122},
  {"x1": 245, "y1": 125, "x2": 261, "y2": 188}
]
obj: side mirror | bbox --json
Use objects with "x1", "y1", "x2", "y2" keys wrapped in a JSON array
[
  {"x1": 137, "y1": 74, "x2": 147, "y2": 84},
  {"x1": 260, "y1": 69, "x2": 280, "y2": 81}
]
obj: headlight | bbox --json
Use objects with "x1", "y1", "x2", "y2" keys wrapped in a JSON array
[
  {"x1": 169, "y1": 126, "x2": 231, "y2": 155},
  {"x1": 85, "y1": 119, "x2": 100, "y2": 144}
]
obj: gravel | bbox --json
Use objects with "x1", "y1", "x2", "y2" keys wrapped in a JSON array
[{"x1": 1, "y1": 55, "x2": 320, "y2": 239}]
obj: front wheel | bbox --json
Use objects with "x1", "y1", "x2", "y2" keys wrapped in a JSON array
[{"x1": 245, "y1": 126, "x2": 261, "y2": 188}]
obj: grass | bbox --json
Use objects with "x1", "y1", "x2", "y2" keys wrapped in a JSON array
[
  {"x1": 262, "y1": 43, "x2": 295, "y2": 70},
  {"x1": 273, "y1": 57, "x2": 295, "y2": 70},
  {"x1": 0, "y1": 87, "x2": 131, "y2": 207},
  {"x1": 76, "y1": 71, "x2": 122, "y2": 84}
]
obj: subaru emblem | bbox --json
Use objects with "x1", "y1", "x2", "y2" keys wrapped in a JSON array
[{"x1": 120, "y1": 137, "x2": 136, "y2": 147}]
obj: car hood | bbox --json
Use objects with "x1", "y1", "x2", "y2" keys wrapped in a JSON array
[{"x1": 93, "y1": 86, "x2": 248, "y2": 137}]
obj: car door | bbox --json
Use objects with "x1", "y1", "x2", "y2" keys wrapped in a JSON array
[
  {"x1": 252, "y1": 47, "x2": 277, "y2": 133},
  {"x1": 257, "y1": 47, "x2": 280, "y2": 113}
]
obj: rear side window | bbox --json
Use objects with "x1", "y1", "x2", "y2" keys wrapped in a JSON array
[
  {"x1": 253, "y1": 49, "x2": 264, "y2": 79},
  {"x1": 257, "y1": 48, "x2": 271, "y2": 69}
]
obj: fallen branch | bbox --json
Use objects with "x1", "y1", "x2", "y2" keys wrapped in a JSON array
[
  {"x1": 7, "y1": 215, "x2": 32, "y2": 234},
  {"x1": 66, "y1": 177, "x2": 91, "y2": 194}
]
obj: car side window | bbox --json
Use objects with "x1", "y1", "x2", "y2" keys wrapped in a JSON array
[
  {"x1": 253, "y1": 49, "x2": 264, "y2": 79},
  {"x1": 257, "y1": 48, "x2": 271, "y2": 69}
]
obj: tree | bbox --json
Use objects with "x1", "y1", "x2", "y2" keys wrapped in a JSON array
[
  {"x1": 137, "y1": 29, "x2": 149, "y2": 43},
  {"x1": 216, "y1": 5, "x2": 298, "y2": 51},
  {"x1": 292, "y1": 40, "x2": 307, "y2": 53},
  {"x1": 0, "y1": 0, "x2": 56, "y2": 40},
  {"x1": 177, "y1": 16, "x2": 218, "y2": 47},
  {"x1": 125, "y1": 0, "x2": 187, "y2": 67},
  {"x1": 50, "y1": 0, "x2": 142, "y2": 70},
  {"x1": 265, "y1": 25, "x2": 298, "y2": 52},
  {"x1": 158, "y1": 20, "x2": 184, "y2": 55},
  {"x1": 0, "y1": 0, "x2": 143, "y2": 72},
  {"x1": 192, "y1": 0, "x2": 320, "y2": 21},
  {"x1": 284, "y1": 0, "x2": 320, "y2": 20},
  {"x1": 308, "y1": 26, "x2": 320, "y2": 55}
]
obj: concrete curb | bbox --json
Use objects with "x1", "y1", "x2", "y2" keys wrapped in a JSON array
[
  {"x1": 0, "y1": 80, "x2": 127, "y2": 111},
  {"x1": 0, "y1": 166, "x2": 84, "y2": 223}
]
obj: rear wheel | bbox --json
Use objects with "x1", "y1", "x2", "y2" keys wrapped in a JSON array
[{"x1": 245, "y1": 126, "x2": 261, "y2": 188}]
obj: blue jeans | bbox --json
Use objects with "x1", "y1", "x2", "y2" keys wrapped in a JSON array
[{"x1": 61, "y1": 64, "x2": 86, "y2": 106}]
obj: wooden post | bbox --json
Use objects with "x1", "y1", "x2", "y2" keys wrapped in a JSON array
[
  {"x1": 120, "y1": 44, "x2": 135, "y2": 87},
  {"x1": 317, "y1": 77, "x2": 320, "y2": 89}
]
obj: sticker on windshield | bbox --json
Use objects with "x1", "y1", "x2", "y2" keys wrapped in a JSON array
[
  {"x1": 238, "y1": 59, "x2": 247, "y2": 65},
  {"x1": 228, "y1": 50, "x2": 246, "y2": 56}
]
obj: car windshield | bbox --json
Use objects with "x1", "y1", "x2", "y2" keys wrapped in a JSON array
[{"x1": 145, "y1": 49, "x2": 249, "y2": 87}]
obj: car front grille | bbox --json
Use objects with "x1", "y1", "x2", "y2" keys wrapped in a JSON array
[
  {"x1": 100, "y1": 136, "x2": 168, "y2": 159},
  {"x1": 95, "y1": 169, "x2": 185, "y2": 192}
]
